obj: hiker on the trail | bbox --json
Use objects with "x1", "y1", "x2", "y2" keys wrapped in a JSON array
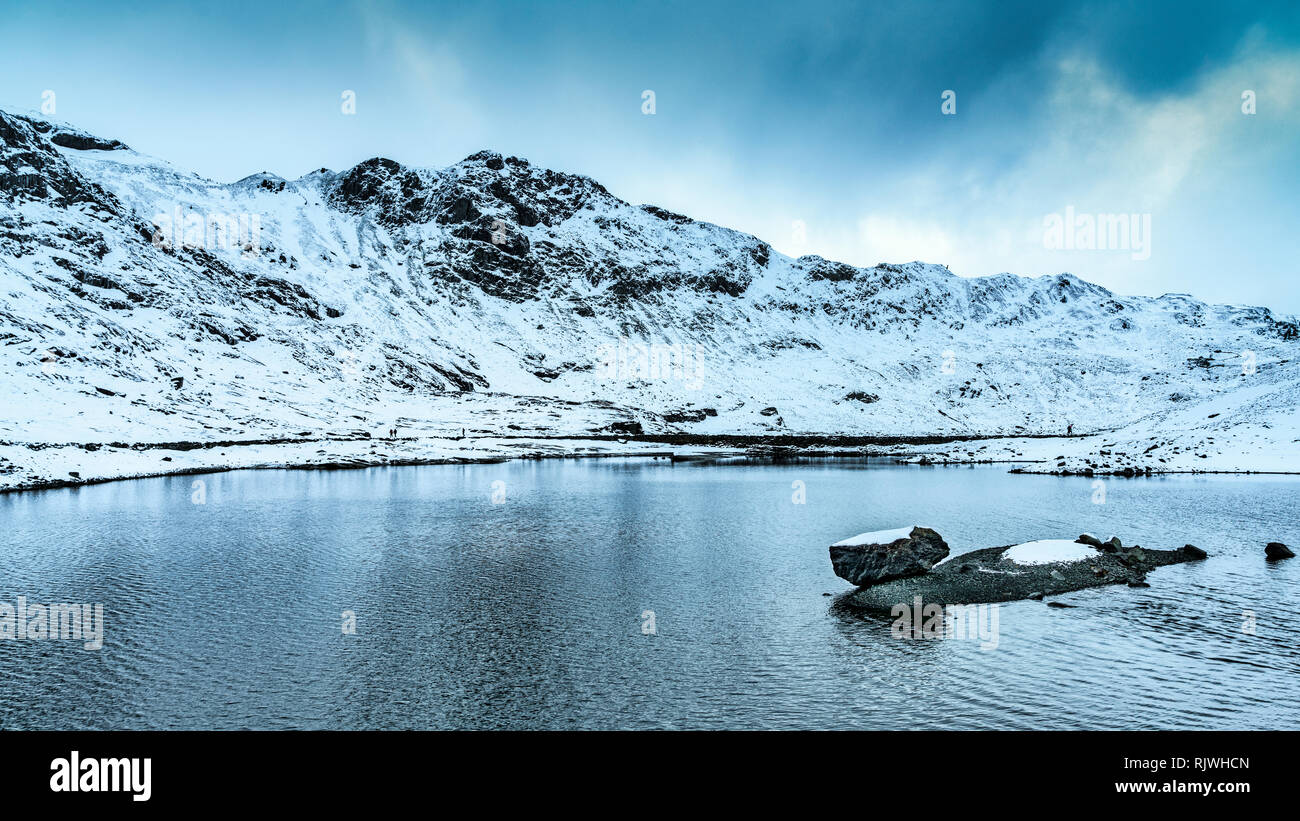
[
  {"x1": 1067, "y1": 423, "x2": 1073, "y2": 436},
  {"x1": 461, "y1": 427, "x2": 466, "y2": 440}
]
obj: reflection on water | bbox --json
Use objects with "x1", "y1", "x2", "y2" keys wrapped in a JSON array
[{"x1": 0, "y1": 459, "x2": 1296, "y2": 729}]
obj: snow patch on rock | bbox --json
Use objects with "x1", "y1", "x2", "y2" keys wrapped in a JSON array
[
  {"x1": 832, "y1": 526, "x2": 926, "y2": 547},
  {"x1": 1001, "y1": 540, "x2": 1101, "y2": 565}
]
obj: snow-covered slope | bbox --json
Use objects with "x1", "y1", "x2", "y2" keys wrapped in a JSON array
[{"x1": 1, "y1": 108, "x2": 1296, "y2": 484}]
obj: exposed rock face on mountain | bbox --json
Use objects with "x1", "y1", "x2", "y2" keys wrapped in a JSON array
[{"x1": 1, "y1": 108, "x2": 1297, "y2": 477}]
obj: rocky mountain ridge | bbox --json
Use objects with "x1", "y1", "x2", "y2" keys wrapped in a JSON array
[{"x1": 1, "y1": 108, "x2": 1296, "y2": 482}]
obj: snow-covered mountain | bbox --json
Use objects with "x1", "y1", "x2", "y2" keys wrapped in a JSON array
[{"x1": 1, "y1": 108, "x2": 1296, "y2": 480}]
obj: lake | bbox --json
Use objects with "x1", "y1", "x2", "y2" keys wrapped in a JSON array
[{"x1": 1, "y1": 458, "x2": 1296, "y2": 729}]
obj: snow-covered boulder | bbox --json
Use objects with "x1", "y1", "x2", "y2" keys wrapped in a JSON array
[{"x1": 829, "y1": 526, "x2": 949, "y2": 587}]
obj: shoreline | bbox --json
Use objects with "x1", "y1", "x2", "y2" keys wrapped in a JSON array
[{"x1": 3, "y1": 431, "x2": 1298, "y2": 496}]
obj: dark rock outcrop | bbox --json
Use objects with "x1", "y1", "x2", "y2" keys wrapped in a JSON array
[
  {"x1": 0, "y1": 112, "x2": 117, "y2": 207},
  {"x1": 829, "y1": 526, "x2": 950, "y2": 586},
  {"x1": 1118, "y1": 546, "x2": 1147, "y2": 567},
  {"x1": 836, "y1": 530, "x2": 1206, "y2": 609},
  {"x1": 50, "y1": 131, "x2": 127, "y2": 152},
  {"x1": 1265, "y1": 542, "x2": 1294, "y2": 560},
  {"x1": 662, "y1": 408, "x2": 717, "y2": 424},
  {"x1": 603, "y1": 421, "x2": 643, "y2": 436},
  {"x1": 844, "y1": 391, "x2": 880, "y2": 404}
]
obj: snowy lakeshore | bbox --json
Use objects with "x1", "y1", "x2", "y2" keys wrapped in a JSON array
[
  {"x1": 0, "y1": 432, "x2": 691, "y2": 494},
  {"x1": 3, "y1": 423, "x2": 1298, "y2": 495},
  {"x1": 0, "y1": 430, "x2": 1020, "y2": 494}
]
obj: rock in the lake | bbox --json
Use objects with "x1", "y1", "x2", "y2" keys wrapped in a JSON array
[
  {"x1": 1102, "y1": 536, "x2": 1123, "y2": 553},
  {"x1": 1180, "y1": 544, "x2": 1207, "y2": 560},
  {"x1": 1265, "y1": 542, "x2": 1295, "y2": 560},
  {"x1": 829, "y1": 526, "x2": 949, "y2": 586},
  {"x1": 1119, "y1": 546, "x2": 1147, "y2": 568},
  {"x1": 1076, "y1": 534, "x2": 1104, "y2": 549},
  {"x1": 841, "y1": 537, "x2": 1205, "y2": 610}
]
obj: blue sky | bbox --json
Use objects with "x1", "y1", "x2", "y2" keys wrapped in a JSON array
[{"x1": 2, "y1": 0, "x2": 1298, "y2": 312}]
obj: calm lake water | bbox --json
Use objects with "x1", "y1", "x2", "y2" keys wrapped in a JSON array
[{"x1": 1, "y1": 459, "x2": 1297, "y2": 730}]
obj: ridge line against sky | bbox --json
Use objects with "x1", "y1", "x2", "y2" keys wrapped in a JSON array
[{"x1": 1, "y1": 0, "x2": 1298, "y2": 312}]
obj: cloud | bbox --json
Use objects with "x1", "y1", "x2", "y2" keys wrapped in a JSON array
[
  {"x1": 356, "y1": 1, "x2": 486, "y2": 143},
  {"x1": 856, "y1": 216, "x2": 956, "y2": 266},
  {"x1": 832, "y1": 36, "x2": 1300, "y2": 310}
]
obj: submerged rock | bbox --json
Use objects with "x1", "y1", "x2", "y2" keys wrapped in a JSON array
[
  {"x1": 828, "y1": 526, "x2": 949, "y2": 586},
  {"x1": 1265, "y1": 542, "x2": 1295, "y2": 560}
]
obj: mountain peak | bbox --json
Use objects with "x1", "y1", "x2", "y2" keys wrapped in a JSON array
[
  {"x1": 4, "y1": 110, "x2": 129, "y2": 152},
  {"x1": 459, "y1": 149, "x2": 508, "y2": 169}
]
